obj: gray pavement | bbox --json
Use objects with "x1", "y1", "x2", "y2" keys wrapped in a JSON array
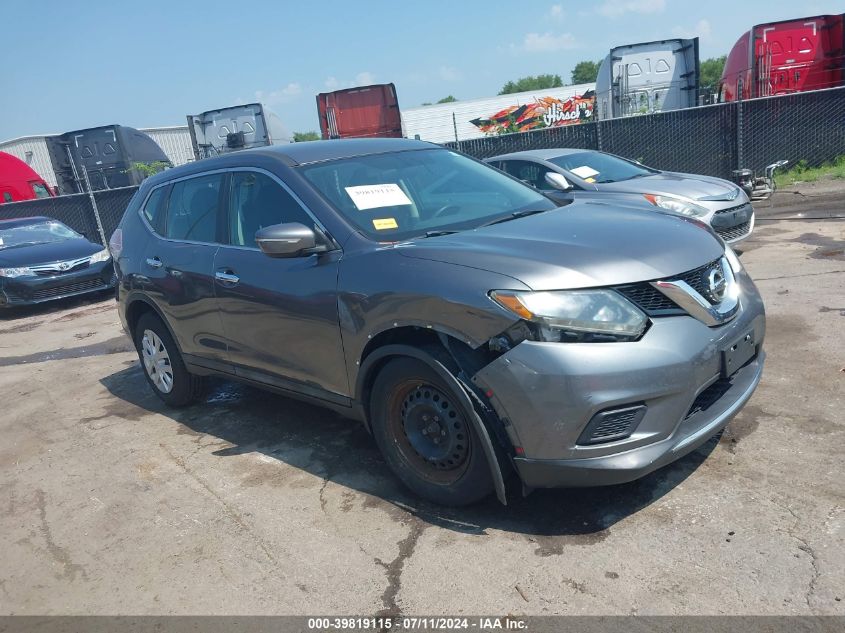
[{"x1": 1, "y1": 201, "x2": 843, "y2": 615}]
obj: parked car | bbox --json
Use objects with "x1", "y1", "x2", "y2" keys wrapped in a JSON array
[
  {"x1": 485, "y1": 149, "x2": 755, "y2": 244},
  {"x1": 112, "y1": 138, "x2": 765, "y2": 506},
  {"x1": 0, "y1": 217, "x2": 114, "y2": 307}
]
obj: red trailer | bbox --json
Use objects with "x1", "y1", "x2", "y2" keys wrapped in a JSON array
[
  {"x1": 0, "y1": 152, "x2": 54, "y2": 204},
  {"x1": 720, "y1": 13, "x2": 845, "y2": 101},
  {"x1": 316, "y1": 83, "x2": 402, "y2": 139}
]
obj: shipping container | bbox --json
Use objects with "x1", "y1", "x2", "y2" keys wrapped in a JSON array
[
  {"x1": 595, "y1": 38, "x2": 700, "y2": 119},
  {"x1": 187, "y1": 103, "x2": 290, "y2": 160},
  {"x1": 401, "y1": 83, "x2": 596, "y2": 144},
  {"x1": 719, "y1": 14, "x2": 844, "y2": 101},
  {"x1": 316, "y1": 83, "x2": 402, "y2": 139}
]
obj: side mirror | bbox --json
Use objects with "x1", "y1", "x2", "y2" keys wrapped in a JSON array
[
  {"x1": 256, "y1": 222, "x2": 322, "y2": 258},
  {"x1": 544, "y1": 172, "x2": 573, "y2": 191}
]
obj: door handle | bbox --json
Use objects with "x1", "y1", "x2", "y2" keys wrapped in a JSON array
[
  {"x1": 145, "y1": 257, "x2": 163, "y2": 269},
  {"x1": 215, "y1": 271, "x2": 240, "y2": 285}
]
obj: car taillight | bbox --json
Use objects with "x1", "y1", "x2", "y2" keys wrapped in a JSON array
[{"x1": 109, "y1": 229, "x2": 123, "y2": 258}]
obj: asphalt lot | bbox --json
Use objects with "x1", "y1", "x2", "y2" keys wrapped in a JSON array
[{"x1": 1, "y1": 194, "x2": 843, "y2": 616}]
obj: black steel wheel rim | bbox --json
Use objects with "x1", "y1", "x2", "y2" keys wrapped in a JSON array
[{"x1": 388, "y1": 380, "x2": 471, "y2": 484}]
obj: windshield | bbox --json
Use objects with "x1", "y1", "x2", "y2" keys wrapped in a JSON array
[
  {"x1": 549, "y1": 151, "x2": 656, "y2": 184},
  {"x1": 0, "y1": 221, "x2": 81, "y2": 250},
  {"x1": 299, "y1": 148, "x2": 554, "y2": 240}
]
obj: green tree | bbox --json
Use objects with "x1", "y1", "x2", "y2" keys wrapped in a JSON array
[
  {"x1": 293, "y1": 131, "x2": 320, "y2": 142},
  {"x1": 498, "y1": 74, "x2": 563, "y2": 95},
  {"x1": 129, "y1": 161, "x2": 169, "y2": 180},
  {"x1": 699, "y1": 56, "x2": 727, "y2": 93},
  {"x1": 570, "y1": 60, "x2": 602, "y2": 84},
  {"x1": 437, "y1": 95, "x2": 458, "y2": 103}
]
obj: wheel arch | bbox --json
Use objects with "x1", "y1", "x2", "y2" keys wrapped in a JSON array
[
  {"x1": 124, "y1": 293, "x2": 182, "y2": 354},
  {"x1": 357, "y1": 334, "x2": 509, "y2": 504}
]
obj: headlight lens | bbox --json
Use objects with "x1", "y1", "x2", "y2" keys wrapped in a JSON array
[
  {"x1": 643, "y1": 194, "x2": 709, "y2": 218},
  {"x1": 724, "y1": 245, "x2": 743, "y2": 273},
  {"x1": 89, "y1": 247, "x2": 111, "y2": 263},
  {"x1": 0, "y1": 267, "x2": 34, "y2": 278},
  {"x1": 490, "y1": 289, "x2": 648, "y2": 341}
]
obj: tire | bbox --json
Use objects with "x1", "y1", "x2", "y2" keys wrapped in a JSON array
[
  {"x1": 134, "y1": 312, "x2": 204, "y2": 407},
  {"x1": 369, "y1": 357, "x2": 494, "y2": 506}
]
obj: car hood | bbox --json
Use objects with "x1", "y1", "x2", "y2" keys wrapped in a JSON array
[
  {"x1": 0, "y1": 238, "x2": 102, "y2": 267},
  {"x1": 396, "y1": 202, "x2": 724, "y2": 290},
  {"x1": 598, "y1": 172, "x2": 742, "y2": 202}
]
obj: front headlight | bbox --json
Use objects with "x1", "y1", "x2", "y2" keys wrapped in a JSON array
[
  {"x1": 490, "y1": 289, "x2": 648, "y2": 342},
  {"x1": 643, "y1": 194, "x2": 709, "y2": 218},
  {"x1": 0, "y1": 267, "x2": 35, "y2": 278},
  {"x1": 89, "y1": 248, "x2": 111, "y2": 263}
]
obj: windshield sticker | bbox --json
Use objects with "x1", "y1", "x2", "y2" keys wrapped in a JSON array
[
  {"x1": 570, "y1": 166, "x2": 600, "y2": 179},
  {"x1": 345, "y1": 184, "x2": 412, "y2": 211},
  {"x1": 584, "y1": 177, "x2": 596, "y2": 183},
  {"x1": 372, "y1": 218, "x2": 399, "y2": 230}
]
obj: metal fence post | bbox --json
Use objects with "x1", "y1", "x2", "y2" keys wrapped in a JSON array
[
  {"x1": 596, "y1": 120, "x2": 603, "y2": 152},
  {"x1": 736, "y1": 78, "x2": 744, "y2": 170},
  {"x1": 81, "y1": 166, "x2": 108, "y2": 246}
]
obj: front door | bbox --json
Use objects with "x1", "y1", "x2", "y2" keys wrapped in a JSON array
[{"x1": 213, "y1": 169, "x2": 349, "y2": 402}]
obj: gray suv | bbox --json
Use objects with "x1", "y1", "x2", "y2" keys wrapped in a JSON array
[{"x1": 112, "y1": 139, "x2": 765, "y2": 506}]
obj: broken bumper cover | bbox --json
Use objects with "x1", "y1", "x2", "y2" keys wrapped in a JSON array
[
  {"x1": 511, "y1": 355, "x2": 763, "y2": 488},
  {"x1": 472, "y1": 274, "x2": 765, "y2": 488}
]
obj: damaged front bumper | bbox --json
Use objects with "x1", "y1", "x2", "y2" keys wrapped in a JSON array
[{"x1": 471, "y1": 283, "x2": 766, "y2": 489}]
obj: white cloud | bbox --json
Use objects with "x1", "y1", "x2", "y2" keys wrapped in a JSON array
[
  {"x1": 521, "y1": 31, "x2": 577, "y2": 53},
  {"x1": 549, "y1": 4, "x2": 564, "y2": 21},
  {"x1": 355, "y1": 71, "x2": 376, "y2": 85},
  {"x1": 598, "y1": 0, "x2": 665, "y2": 18},
  {"x1": 672, "y1": 18, "x2": 711, "y2": 41},
  {"x1": 439, "y1": 66, "x2": 462, "y2": 82},
  {"x1": 324, "y1": 76, "x2": 340, "y2": 90},
  {"x1": 255, "y1": 82, "x2": 302, "y2": 105}
]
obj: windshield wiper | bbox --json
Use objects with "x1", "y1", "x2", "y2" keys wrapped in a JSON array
[
  {"x1": 478, "y1": 208, "x2": 551, "y2": 228},
  {"x1": 419, "y1": 230, "x2": 460, "y2": 238}
]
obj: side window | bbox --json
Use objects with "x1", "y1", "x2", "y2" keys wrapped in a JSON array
[
  {"x1": 501, "y1": 161, "x2": 552, "y2": 190},
  {"x1": 2, "y1": 192, "x2": 12, "y2": 203},
  {"x1": 31, "y1": 182, "x2": 51, "y2": 199},
  {"x1": 164, "y1": 174, "x2": 222, "y2": 242},
  {"x1": 226, "y1": 171, "x2": 314, "y2": 247},
  {"x1": 142, "y1": 186, "x2": 168, "y2": 232}
]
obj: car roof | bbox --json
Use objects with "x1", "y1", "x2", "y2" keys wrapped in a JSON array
[
  {"x1": 142, "y1": 138, "x2": 442, "y2": 189},
  {"x1": 0, "y1": 216, "x2": 51, "y2": 228},
  {"x1": 485, "y1": 148, "x2": 592, "y2": 161},
  {"x1": 264, "y1": 137, "x2": 438, "y2": 165}
]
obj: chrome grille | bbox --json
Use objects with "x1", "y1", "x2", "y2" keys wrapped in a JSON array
[
  {"x1": 616, "y1": 257, "x2": 723, "y2": 314},
  {"x1": 715, "y1": 221, "x2": 752, "y2": 242},
  {"x1": 30, "y1": 256, "x2": 92, "y2": 276},
  {"x1": 31, "y1": 279, "x2": 106, "y2": 301},
  {"x1": 714, "y1": 202, "x2": 751, "y2": 216}
]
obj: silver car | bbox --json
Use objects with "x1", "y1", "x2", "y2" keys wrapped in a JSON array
[{"x1": 486, "y1": 149, "x2": 755, "y2": 244}]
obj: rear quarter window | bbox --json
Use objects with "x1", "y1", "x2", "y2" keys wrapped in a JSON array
[
  {"x1": 164, "y1": 174, "x2": 222, "y2": 243},
  {"x1": 142, "y1": 186, "x2": 168, "y2": 233}
]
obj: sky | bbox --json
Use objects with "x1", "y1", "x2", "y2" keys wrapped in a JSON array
[{"x1": 2, "y1": 0, "x2": 843, "y2": 141}]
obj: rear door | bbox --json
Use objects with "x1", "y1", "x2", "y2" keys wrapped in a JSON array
[
  {"x1": 213, "y1": 169, "x2": 349, "y2": 401},
  {"x1": 141, "y1": 172, "x2": 228, "y2": 368}
]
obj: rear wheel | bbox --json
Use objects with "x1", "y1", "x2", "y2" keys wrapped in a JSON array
[
  {"x1": 370, "y1": 357, "x2": 494, "y2": 506},
  {"x1": 134, "y1": 312, "x2": 203, "y2": 407}
]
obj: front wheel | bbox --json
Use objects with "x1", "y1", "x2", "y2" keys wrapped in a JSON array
[
  {"x1": 134, "y1": 312, "x2": 204, "y2": 407},
  {"x1": 369, "y1": 357, "x2": 494, "y2": 506}
]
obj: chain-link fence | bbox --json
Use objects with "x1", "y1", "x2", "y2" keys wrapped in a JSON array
[
  {"x1": 0, "y1": 186, "x2": 138, "y2": 245},
  {"x1": 447, "y1": 86, "x2": 845, "y2": 180}
]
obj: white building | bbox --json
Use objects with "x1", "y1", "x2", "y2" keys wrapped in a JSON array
[{"x1": 401, "y1": 82, "x2": 596, "y2": 143}]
